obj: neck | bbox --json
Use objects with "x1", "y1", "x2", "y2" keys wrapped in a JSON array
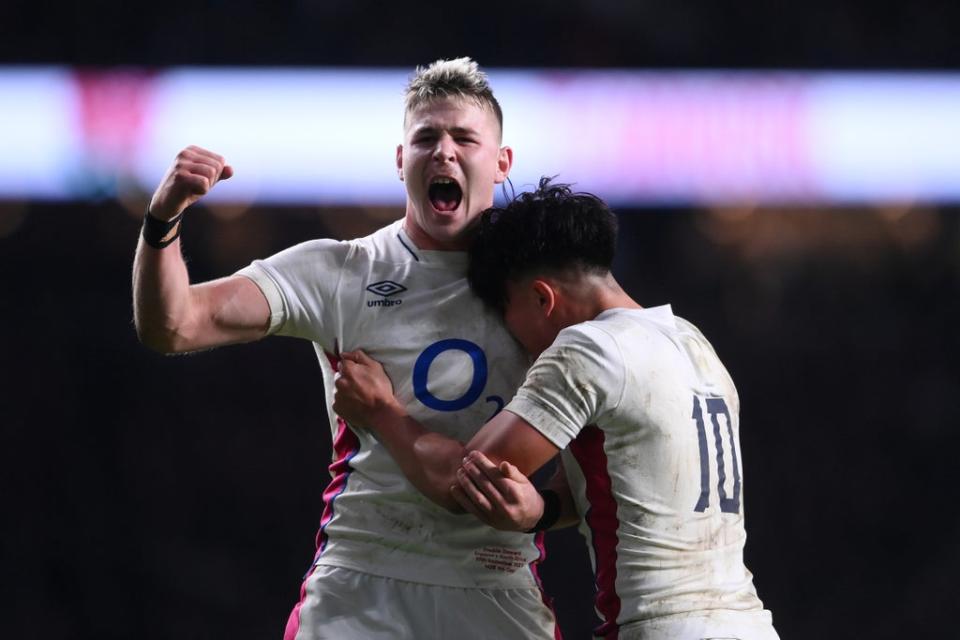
[
  {"x1": 557, "y1": 273, "x2": 641, "y2": 326},
  {"x1": 403, "y1": 214, "x2": 472, "y2": 252}
]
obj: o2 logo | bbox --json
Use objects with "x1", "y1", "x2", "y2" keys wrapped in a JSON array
[{"x1": 412, "y1": 339, "x2": 504, "y2": 420}]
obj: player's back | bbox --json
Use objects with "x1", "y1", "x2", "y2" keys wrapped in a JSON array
[{"x1": 552, "y1": 306, "x2": 778, "y2": 638}]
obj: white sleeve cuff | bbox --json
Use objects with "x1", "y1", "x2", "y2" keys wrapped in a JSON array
[
  {"x1": 236, "y1": 263, "x2": 286, "y2": 335},
  {"x1": 504, "y1": 398, "x2": 577, "y2": 450}
]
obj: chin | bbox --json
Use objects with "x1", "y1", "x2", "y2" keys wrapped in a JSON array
[
  {"x1": 428, "y1": 209, "x2": 463, "y2": 224},
  {"x1": 429, "y1": 206, "x2": 473, "y2": 229},
  {"x1": 426, "y1": 212, "x2": 462, "y2": 231}
]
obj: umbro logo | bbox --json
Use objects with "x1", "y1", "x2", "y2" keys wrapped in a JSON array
[
  {"x1": 366, "y1": 281, "x2": 406, "y2": 297},
  {"x1": 366, "y1": 280, "x2": 406, "y2": 307}
]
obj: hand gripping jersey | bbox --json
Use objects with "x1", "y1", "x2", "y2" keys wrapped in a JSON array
[
  {"x1": 506, "y1": 306, "x2": 779, "y2": 639},
  {"x1": 237, "y1": 220, "x2": 543, "y2": 588}
]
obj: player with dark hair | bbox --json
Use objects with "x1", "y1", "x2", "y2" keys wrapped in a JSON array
[
  {"x1": 334, "y1": 178, "x2": 781, "y2": 639},
  {"x1": 468, "y1": 177, "x2": 617, "y2": 304},
  {"x1": 132, "y1": 58, "x2": 558, "y2": 639}
]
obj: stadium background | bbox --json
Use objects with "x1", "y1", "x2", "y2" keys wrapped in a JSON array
[{"x1": 2, "y1": 2, "x2": 958, "y2": 638}]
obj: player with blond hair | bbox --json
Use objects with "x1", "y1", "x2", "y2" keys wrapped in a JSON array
[{"x1": 133, "y1": 58, "x2": 558, "y2": 639}]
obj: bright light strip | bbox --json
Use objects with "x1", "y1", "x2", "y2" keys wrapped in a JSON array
[{"x1": 1, "y1": 67, "x2": 959, "y2": 205}]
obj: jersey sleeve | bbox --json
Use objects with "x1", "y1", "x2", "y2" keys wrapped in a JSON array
[
  {"x1": 504, "y1": 324, "x2": 626, "y2": 449},
  {"x1": 235, "y1": 239, "x2": 353, "y2": 350}
]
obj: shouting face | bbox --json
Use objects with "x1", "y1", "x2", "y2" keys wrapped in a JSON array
[{"x1": 398, "y1": 96, "x2": 512, "y2": 251}]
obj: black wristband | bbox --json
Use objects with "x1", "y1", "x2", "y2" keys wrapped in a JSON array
[
  {"x1": 525, "y1": 489, "x2": 562, "y2": 533},
  {"x1": 142, "y1": 208, "x2": 184, "y2": 249}
]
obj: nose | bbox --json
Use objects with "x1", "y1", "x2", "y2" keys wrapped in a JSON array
[{"x1": 432, "y1": 134, "x2": 456, "y2": 162}]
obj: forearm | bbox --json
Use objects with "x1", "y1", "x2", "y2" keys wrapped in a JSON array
[
  {"x1": 133, "y1": 236, "x2": 195, "y2": 353},
  {"x1": 134, "y1": 145, "x2": 259, "y2": 353},
  {"x1": 367, "y1": 410, "x2": 466, "y2": 512}
]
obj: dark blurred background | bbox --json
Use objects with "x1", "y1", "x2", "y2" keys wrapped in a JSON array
[
  {"x1": 2, "y1": 2, "x2": 958, "y2": 639},
  {"x1": 4, "y1": 0, "x2": 960, "y2": 68}
]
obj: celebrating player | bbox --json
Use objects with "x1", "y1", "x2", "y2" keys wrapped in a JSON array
[
  {"x1": 132, "y1": 59, "x2": 558, "y2": 639},
  {"x1": 333, "y1": 179, "x2": 781, "y2": 639}
]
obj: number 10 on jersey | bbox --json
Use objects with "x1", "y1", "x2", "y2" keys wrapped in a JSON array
[{"x1": 692, "y1": 395, "x2": 741, "y2": 514}]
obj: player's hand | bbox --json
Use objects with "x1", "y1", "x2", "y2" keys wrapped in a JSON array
[
  {"x1": 450, "y1": 451, "x2": 544, "y2": 532},
  {"x1": 148, "y1": 145, "x2": 234, "y2": 221},
  {"x1": 333, "y1": 350, "x2": 404, "y2": 430}
]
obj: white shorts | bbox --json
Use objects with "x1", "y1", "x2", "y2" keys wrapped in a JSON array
[
  {"x1": 617, "y1": 609, "x2": 780, "y2": 640},
  {"x1": 285, "y1": 565, "x2": 559, "y2": 640}
]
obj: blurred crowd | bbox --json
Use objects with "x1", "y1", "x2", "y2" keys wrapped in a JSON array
[{"x1": 3, "y1": 0, "x2": 959, "y2": 68}]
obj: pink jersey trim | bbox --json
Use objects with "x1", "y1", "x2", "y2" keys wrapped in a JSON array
[
  {"x1": 569, "y1": 425, "x2": 622, "y2": 639},
  {"x1": 285, "y1": 352, "x2": 361, "y2": 640},
  {"x1": 316, "y1": 352, "x2": 361, "y2": 556},
  {"x1": 283, "y1": 573, "x2": 310, "y2": 640},
  {"x1": 316, "y1": 413, "x2": 360, "y2": 554}
]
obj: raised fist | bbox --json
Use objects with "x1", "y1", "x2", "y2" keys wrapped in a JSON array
[{"x1": 148, "y1": 145, "x2": 234, "y2": 221}]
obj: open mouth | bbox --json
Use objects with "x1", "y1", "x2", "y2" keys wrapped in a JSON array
[{"x1": 428, "y1": 176, "x2": 463, "y2": 212}]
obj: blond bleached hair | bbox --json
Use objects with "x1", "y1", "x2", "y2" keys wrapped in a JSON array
[{"x1": 404, "y1": 57, "x2": 503, "y2": 133}]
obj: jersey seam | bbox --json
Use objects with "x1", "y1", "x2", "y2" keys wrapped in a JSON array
[
  {"x1": 603, "y1": 326, "x2": 629, "y2": 414},
  {"x1": 396, "y1": 232, "x2": 420, "y2": 261},
  {"x1": 329, "y1": 240, "x2": 359, "y2": 349}
]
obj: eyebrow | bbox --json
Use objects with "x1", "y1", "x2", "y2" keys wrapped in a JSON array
[{"x1": 411, "y1": 125, "x2": 480, "y2": 137}]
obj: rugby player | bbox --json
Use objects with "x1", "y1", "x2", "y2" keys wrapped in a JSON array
[{"x1": 133, "y1": 59, "x2": 558, "y2": 639}]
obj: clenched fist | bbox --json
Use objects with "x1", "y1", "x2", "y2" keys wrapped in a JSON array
[{"x1": 148, "y1": 145, "x2": 234, "y2": 221}]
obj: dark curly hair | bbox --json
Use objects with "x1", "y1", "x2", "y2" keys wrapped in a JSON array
[{"x1": 467, "y1": 177, "x2": 618, "y2": 313}]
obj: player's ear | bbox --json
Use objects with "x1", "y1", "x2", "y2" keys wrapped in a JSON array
[
  {"x1": 495, "y1": 146, "x2": 513, "y2": 184},
  {"x1": 532, "y1": 279, "x2": 556, "y2": 318},
  {"x1": 396, "y1": 144, "x2": 404, "y2": 180}
]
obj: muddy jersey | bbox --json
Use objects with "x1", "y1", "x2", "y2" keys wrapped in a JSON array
[
  {"x1": 237, "y1": 219, "x2": 542, "y2": 588},
  {"x1": 506, "y1": 306, "x2": 778, "y2": 636}
]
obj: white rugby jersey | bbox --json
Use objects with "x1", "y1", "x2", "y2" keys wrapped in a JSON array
[
  {"x1": 237, "y1": 219, "x2": 544, "y2": 589},
  {"x1": 506, "y1": 306, "x2": 779, "y2": 637}
]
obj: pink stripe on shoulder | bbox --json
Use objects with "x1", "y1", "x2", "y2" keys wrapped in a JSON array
[{"x1": 569, "y1": 425, "x2": 621, "y2": 639}]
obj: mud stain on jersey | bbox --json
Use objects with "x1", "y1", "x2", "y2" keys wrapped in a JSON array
[{"x1": 369, "y1": 500, "x2": 430, "y2": 542}]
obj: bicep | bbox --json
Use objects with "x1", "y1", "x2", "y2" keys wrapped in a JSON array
[
  {"x1": 185, "y1": 275, "x2": 271, "y2": 350},
  {"x1": 464, "y1": 410, "x2": 560, "y2": 476}
]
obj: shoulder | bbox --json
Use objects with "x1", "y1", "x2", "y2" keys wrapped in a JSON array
[
  {"x1": 510, "y1": 317, "x2": 627, "y2": 438},
  {"x1": 540, "y1": 321, "x2": 625, "y2": 385},
  {"x1": 357, "y1": 218, "x2": 418, "y2": 263},
  {"x1": 290, "y1": 237, "x2": 352, "y2": 255},
  {"x1": 265, "y1": 220, "x2": 406, "y2": 269},
  {"x1": 554, "y1": 321, "x2": 617, "y2": 355},
  {"x1": 586, "y1": 306, "x2": 684, "y2": 355},
  {"x1": 554, "y1": 313, "x2": 632, "y2": 360}
]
